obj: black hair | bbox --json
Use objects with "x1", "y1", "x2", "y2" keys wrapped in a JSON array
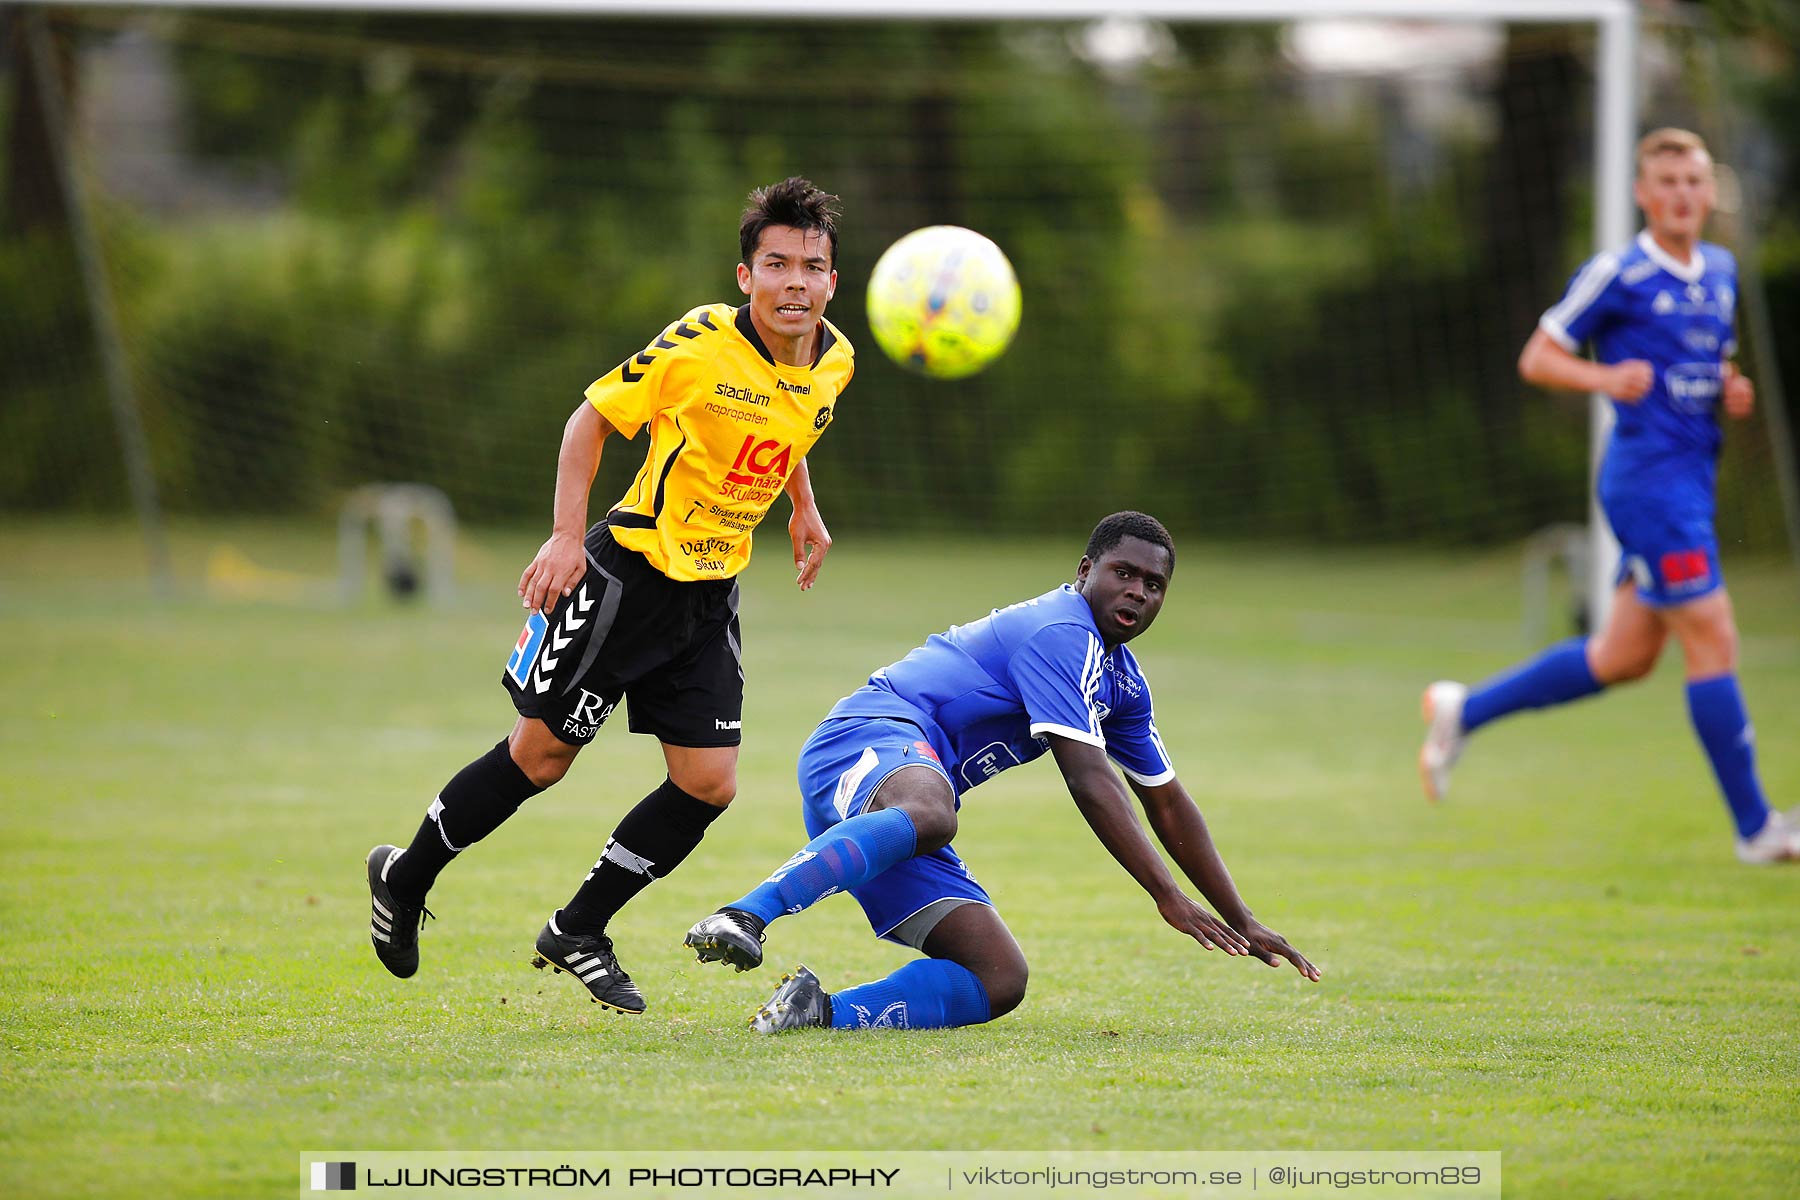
[
  {"x1": 740, "y1": 177, "x2": 842, "y2": 268},
  {"x1": 1085, "y1": 511, "x2": 1175, "y2": 573}
]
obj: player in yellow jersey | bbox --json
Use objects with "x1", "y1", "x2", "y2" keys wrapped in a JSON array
[{"x1": 365, "y1": 179, "x2": 852, "y2": 1012}]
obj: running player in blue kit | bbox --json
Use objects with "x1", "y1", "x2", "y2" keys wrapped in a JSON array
[
  {"x1": 1419, "y1": 129, "x2": 1796, "y2": 864},
  {"x1": 684, "y1": 512, "x2": 1319, "y2": 1032}
]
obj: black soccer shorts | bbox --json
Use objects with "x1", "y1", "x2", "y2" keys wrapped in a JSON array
[{"x1": 501, "y1": 523, "x2": 744, "y2": 748}]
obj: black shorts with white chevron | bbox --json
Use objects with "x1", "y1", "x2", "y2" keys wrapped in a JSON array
[{"x1": 501, "y1": 523, "x2": 743, "y2": 748}]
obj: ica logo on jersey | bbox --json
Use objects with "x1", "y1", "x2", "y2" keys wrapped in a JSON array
[{"x1": 725, "y1": 435, "x2": 792, "y2": 485}]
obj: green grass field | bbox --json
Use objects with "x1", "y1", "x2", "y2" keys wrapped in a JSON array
[{"x1": 3, "y1": 519, "x2": 1796, "y2": 1198}]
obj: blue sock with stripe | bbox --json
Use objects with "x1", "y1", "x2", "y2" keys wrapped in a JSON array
[
  {"x1": 829, "y1": 958, "x2": 991, "y2": 1030},
  {"x1": 1461, "y1": 637, "x2": 1604, "y2": 733},
  {"x1": 1686, "y1": 674, "x2": 1771, "y2": 839},
  {"x1": 733, "y1": 807, "x2": 917, "y2": 925}
]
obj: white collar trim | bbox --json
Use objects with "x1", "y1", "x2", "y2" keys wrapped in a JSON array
[{"x1": 1637, "y1": 230, "x2": 1704, "y2": 282}]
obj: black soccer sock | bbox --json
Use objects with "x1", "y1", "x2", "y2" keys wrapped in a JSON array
[
  {"x1": 556, "y1": 778, "x2": 725, "y2": 936},
  {"x1": 386, "y1": 739, "x2": 544, "y2": 904}
]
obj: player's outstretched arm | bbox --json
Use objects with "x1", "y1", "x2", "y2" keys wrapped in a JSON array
[
  {"x1": 1047, "y1": 736, "x2": 1250, "y2": 958},
  {"x1": 519, "y1": 402, "x2": 613, "y2": 614},
  {"x1": 783, "y1": 458, "x2": 832, "y2": 591},
  {"x1": 1518, "y1": 328, "x2": 1651, "y2": 402},
  {"x1": 1130, "y1": 775, "x2": 1320, "y2": 982}
]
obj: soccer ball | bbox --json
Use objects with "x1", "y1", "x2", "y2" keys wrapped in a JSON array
[{"x1": 865, "y1": 225, "x2": 1021, "y2": 379}]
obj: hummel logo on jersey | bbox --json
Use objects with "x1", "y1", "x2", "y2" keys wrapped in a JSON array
[
  {"x1": 1653, "y1": 291, "x2": 1676, "y2": 314},
  {"x1": 776, "y1": 378, "x2": 811, "y2": 394},
  {"x1": 618, "y1": 312, "x2": 717, "y2": 383}
]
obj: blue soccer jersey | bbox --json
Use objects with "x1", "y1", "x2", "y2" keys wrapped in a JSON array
[
  {"x1": 1539, "y1": 230, "x2": 1738, "y2": 504},
  {"x1": 825, "y1": 584, "x2": 1174, "y2": 795}
]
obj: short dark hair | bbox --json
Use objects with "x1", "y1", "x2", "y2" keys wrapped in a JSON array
[
  {"x1": 1085, "y1": 511, "x2": 1175, "y2": 573},
  {"x1": 740, "y1": 177, "x2": 842, "y2": 268}
]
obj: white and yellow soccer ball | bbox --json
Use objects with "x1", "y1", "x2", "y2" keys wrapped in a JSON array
[{"x1": 865, "y1": 225, "x2": 1021, "y2": 379}]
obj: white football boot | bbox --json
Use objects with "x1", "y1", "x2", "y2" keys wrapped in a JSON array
[
  {"x1": 1418, "y1": 681, "x2": 1469, "y2": 803},
  {"x1": 1735, "y1": 808, "x2": 1800, "y2": 865}
]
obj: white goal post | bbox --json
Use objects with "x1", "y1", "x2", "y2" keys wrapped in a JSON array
[{"x1": 36, "y1": 0, "x2": 1643, "y2": 623}]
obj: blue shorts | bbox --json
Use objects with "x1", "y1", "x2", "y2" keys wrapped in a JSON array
[
  {"x1": 1603, "y1": 496, "x2": 1722, "y2": 608},
  {"x1": 797, "y1": 716, "x2": 991, "y2": 945}
]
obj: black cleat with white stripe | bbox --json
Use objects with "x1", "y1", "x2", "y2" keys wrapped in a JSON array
[
  {"x1": 530, "y1": 914, "x2": 646, "y2": 1015},
  {"x1": 366, "y1": 844, "x2": 433, "y2": 979}
]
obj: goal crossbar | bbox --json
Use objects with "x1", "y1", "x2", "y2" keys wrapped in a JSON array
[{"x1": 32, "y1": 1, "x2": 1636, "y2": 20}]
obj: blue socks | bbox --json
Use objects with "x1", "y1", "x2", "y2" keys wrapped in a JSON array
[
  {"x1": 1686, "y1": 675, "x2": 1771, "y2": 839},
  {"x1": 1460, "y1": 642, "x2": 1770, "y2": 838},
  {"x1": 829, "y1": 958, "x2": 991, "y2": 1030},
  {"x1": 733, "y1": 807, "x2": 917, "y2": 926},
  {"x1": 1461, "y1": 637, "x2": 1604, "y2": 733},
  {"x1": 730, "y1": 808, "x2": 991, "y2": 1031}
]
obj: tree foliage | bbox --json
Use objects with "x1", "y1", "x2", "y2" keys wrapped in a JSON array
[{"x1": 0, "y1": 10, "x2": 1788, "y2": 547}]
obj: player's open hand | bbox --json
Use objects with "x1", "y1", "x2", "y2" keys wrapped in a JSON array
[
  {"x1": 789, "y1": 506, "x2": 832, "y2": 591},
  {"x1": 1605, "y1": 359, "x2": 1654, "y2": 402},
  {"x1": 1157, "y1": 893, "x2": 1252, "y2": 957},
  {"x1": 518, "y1": 531, "x2": 585, "y2": 614},
  {"x1": 1236, "y1": 918, "x2": 1321, "y2": 982},
  {"x1": 1723, "y1": 365, "x2": 1755, "y2": 419}
]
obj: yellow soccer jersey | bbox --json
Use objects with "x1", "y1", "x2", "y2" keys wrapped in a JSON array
[{"x1": 585, "y1": 303, "x2": 854, "y2": 581}]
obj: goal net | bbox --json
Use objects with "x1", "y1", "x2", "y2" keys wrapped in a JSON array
[{"x1": 2, "y1": 3, "x2": 1790, "y2": 568}]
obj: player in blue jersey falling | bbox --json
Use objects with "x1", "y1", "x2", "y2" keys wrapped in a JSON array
[
  {"x1": 683, "y1": 512, "x2": 1319, "y2": 1032},
  {"x1": 1419, "y1": 128, "x2": 1796, "y2": 864}
]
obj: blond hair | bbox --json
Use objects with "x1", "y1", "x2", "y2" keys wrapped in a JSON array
[{"x1": 1636, "y1": 128, "x2": 1710, "y2": 176}]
